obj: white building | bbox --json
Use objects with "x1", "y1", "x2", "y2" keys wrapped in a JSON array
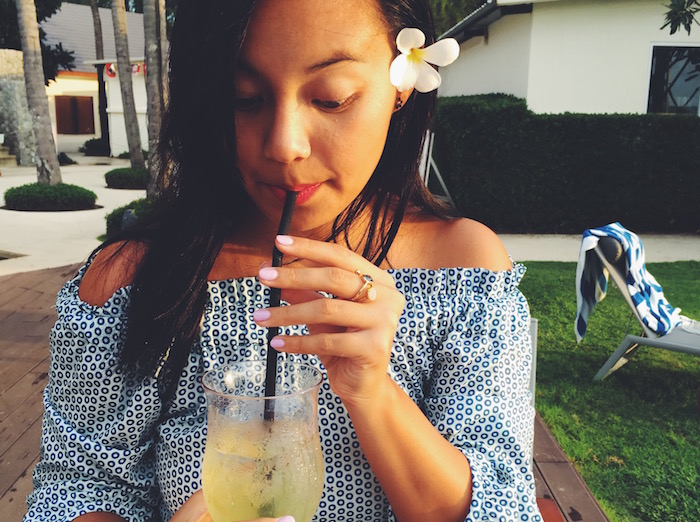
[
  {"x1": 438, "y1": 0, "x2": 700, "y2": 115},
  {"x1": 41, "y1": 3, "x2": 147, "y2": 154}
]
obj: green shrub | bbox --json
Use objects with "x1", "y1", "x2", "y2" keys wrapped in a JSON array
[
  {"x1": 432, "y1": 94, "x2": 700, "y2": 234},
  {"x1": 4, "y1": 183, "x2": 97, "y2": 211},
  {"x1": 105, "y1": 167, "x2": 149, "y2": 189},
  {"x1": 116, "y1": 150, "x2": 149, "y2": 160},
  {"x1": 58, "y1": 152, "x2": 76, "y2": 165},
  {"x1": 105, "y1": 198, "x2": 154, "y2": 237},
  {"x1": 79, "y1": 138, "x2": 110, "y2": 156}
]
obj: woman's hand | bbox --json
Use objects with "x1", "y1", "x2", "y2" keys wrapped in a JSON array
[
  {"x1": 169, "y1": 490, "x2": 295, "y2": 522},
  {"x1": 253, "y1": 235, "x2": 405, "y2": 406},
  {"x1": 169, "y1": 490, "x2": 208, "y2": 522}
]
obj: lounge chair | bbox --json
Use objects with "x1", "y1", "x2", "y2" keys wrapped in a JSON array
[{"x1": 591, "y1": 235, "x2": 700, "y2": 380}]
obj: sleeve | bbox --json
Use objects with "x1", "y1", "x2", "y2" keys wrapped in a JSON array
[
  {"x1": 422, "y1": 269, "x2": 541, "y2": 521},
  {"x1": 23, "y1": 277, "x2": 163, "y2": 522}
]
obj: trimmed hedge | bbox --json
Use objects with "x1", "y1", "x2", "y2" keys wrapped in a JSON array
[
  {"x1": 4, "y1": 183, "x2": 97, "y2": 211},
  {"x1": 117, "y1": 150, "x2": 149, "y2": 160},
  {"x1": 58, "y1": 152, "x2": 77, "y2": 166},
  {"x1": 105, "y1": 167, "x2": 149, "y2": 189},
  {"x1": 105, "y1": 198, "x2": 154, "y2": 237},
  {"x1": 431, "y1": 94, "x2": 700, "y2": 234},
  {"x1": 79, "y1": 138, "x2": 110, "y2": 156}
]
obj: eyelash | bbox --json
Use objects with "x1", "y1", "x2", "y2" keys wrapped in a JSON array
[
  {"x1": 312, "y1": 96, "x2": 354, "y2": 112},
  {"x1": 235, "y1": 96, "x2": 264, "y2": 113},
  {"x1": 234, "y1": 95, "x2": 356, "y2": 113}
]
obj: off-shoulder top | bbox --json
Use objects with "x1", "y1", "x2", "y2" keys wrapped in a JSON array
[{"x1": 24, "y1": 261, "x2": 542, "y2": 521}]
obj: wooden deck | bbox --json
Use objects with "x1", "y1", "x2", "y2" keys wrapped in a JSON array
[{"x1": 0, "y1": 264, "x2": 608, "y2": 522}]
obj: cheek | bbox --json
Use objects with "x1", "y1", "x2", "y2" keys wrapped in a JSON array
[
  {"x1": 233, "y1": 126, "x2": 259, "y2": 180},
  {"x1": 325, "y1": 92, "x2": 394, "y2": 162},
  {"x1": 340, "y1": 102, "x2": 394, "y2": 176}
]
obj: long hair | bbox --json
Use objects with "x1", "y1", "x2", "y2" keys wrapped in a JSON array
[{"x1": 106, "y1": 0, "x2": 456, "y2": 398}]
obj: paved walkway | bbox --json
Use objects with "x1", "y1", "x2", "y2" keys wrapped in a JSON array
[{"x1": 0, "y1": 157, "x2": 144, "y2": 276}]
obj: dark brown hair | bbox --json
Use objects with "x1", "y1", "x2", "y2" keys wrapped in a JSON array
[{"x1": 104, "y1": 0, "x2": 455, "y2": 398}]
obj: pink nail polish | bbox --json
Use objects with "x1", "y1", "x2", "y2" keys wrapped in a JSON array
[
  {"x1": 276, "y1": 517, "x2": 295, "y2": 522},
  {"x1": 253, "y1": 309, "x2": 271, "y2": 321},
  {"x1": 276, "y1": 235, "x2": 294, "y2": 246},
  {"x1": 270, "y1": 337, "x2": 285, "y2": 349},
  {"x1": 259, "y1": 267, "x2": 278, "y2": 280}
]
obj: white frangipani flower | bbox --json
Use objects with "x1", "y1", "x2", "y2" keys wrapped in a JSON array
[{"x1": 390, "y1": 28, "x2": 460, "y2": 93}]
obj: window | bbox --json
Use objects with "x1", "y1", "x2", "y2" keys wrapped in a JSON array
[
  {"x1": 55, "y1": 96, "x2": 95, "y2": 134},
  {"x1": 648, "y1": 46, "x2": 700, "y2": 116}
]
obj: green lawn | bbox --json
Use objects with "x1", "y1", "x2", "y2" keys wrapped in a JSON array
[{"x1": 519, "y1": 261, "x2": 700, "y2": 522}]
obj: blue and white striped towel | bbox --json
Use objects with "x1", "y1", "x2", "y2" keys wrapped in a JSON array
[{"x1": 575, "y1": 222, "x2": 682, "y2": 342}]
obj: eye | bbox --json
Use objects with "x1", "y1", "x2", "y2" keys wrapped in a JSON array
[
  {"x1": 235, "y1": 96, "x2": 264, "y2": 112},
  {"x1": 312, "y1": 95, "x2": 356, "y2": 112}
]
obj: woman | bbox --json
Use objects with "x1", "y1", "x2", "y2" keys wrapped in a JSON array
[{"x1": 24, "y1": 0, "x2": 541, "y2": 521}]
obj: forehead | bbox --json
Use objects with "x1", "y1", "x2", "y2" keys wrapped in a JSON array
[{"x1": 241, "y1": 0, "x2": 392, "y2": 71}]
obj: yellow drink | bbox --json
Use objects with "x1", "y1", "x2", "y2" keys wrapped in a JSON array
[{"x1": 203, "y1": 416, "x2": 324, "y2": 522}]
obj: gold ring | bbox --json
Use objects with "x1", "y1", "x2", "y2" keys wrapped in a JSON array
[{"x1": 350, "y1": 269, "x2": 377, "y2": 302}]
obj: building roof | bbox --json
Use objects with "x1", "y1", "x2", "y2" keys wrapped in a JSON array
[
  {"x1": 41, "y1": 3, "x2": 145, "y2": 73},
  {"x1": 440, "y1": 0, "x2": 535, "y2": 43}
]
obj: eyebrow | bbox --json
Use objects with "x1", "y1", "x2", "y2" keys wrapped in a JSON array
[
  {"x1": 236, "y1": 50, "x2": 365, "y2": 77},
  {"x1": 306, "y1": 51, "x2": 365, "y2": 73}
]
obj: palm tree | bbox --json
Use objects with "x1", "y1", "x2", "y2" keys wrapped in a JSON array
[
  {"x1": 111, "y1": 0, "x2": 146, "y2": 169},
  {"x1": 432, "y1": 0, "x2": 486, "y2": 35},
  {"x1": 143, "y1": 0, "x2": 167, "y2": 196},
  {"x1": 89, "y1": 0, "x2": 111, "y2": 155},
  {"x1": 663, "y1": 0, "x2": 700, "y2": 35},
  {"x1": 14, "y1": 0, "x2": 62, "y2": 184}
]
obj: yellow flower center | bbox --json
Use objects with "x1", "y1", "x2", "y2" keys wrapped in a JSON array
[{"x1": 408, "y1": 48, "x2": 425, "y2": 62}]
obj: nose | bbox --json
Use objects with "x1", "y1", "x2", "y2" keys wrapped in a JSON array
[{"x1": 263, "y1": 102, "x2": 311, "y2": 164}]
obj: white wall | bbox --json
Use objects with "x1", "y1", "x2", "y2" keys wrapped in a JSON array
[
  {"x1": 439, "y1": 12, "x2": 533, "y2": 98},
  {"x1": 527, "y1": 0, "x2": 700, "y2": 113},
  {"x1": 105, "y1": 63, "x2": 149, "y2": 155},
  {"x1": 440, "y1": 0, "x2": 700, "y2": 115}
]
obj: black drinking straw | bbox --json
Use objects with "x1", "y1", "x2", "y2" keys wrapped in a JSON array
[{"x1": 264, "y1": 191, "x2": 298, "y2": 421}]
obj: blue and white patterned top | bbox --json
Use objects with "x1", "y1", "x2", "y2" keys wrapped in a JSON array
[{"x1": 25, "y1": 261, "x2": 542, "y2": 522}]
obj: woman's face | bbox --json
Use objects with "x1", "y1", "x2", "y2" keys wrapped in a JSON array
[{"x1": 234, "y1": 0, "x2": 399, "y2": 235}]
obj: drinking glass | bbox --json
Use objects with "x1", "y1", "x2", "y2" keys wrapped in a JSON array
[{"x1": 202, "y1": 360, "x2": 324, "y2": 522}]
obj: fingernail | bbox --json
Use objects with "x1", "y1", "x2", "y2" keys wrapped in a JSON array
[
  {"x1": 276, "y1": 235, "x2": 294, "y2": 246},
  {"x1": 277, "y1": 517, "x2": 295, "y2": 522},
  {"x1": 270, "y1": 337, "x2": 285, "y2": 349},
  {"x1": 259, "y1": 267, "x2": 278, "y2": 280},
  {"x1": 253, "y1": 309, "x2": 271, "y2": 322}
]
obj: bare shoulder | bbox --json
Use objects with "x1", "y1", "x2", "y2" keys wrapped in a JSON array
[
  {"x1": 393, "y1": 215, "x2": 511, "y2": 271},
  {"x1": 78, "y1": 241, "x2": 148, "y2": 306}
]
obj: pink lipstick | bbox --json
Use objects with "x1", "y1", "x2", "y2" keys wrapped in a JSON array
[{"x1": 269, "y1": 183, "x2": 321, "y2": 205}]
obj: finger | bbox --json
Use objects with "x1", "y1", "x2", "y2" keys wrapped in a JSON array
[
  {"x1": 260, "y1": 265, "x2": 388, "y2": 301},
  {"x1": 170, "y1": 490, "x2": 209, "y2": 522},
  {"x1": 281, "y1": 288, "x2": 325, "y2": 305},
  {"x1": 239, "y1": 518, "x2": 293, "y2": 522},
  {"x1": 274, "y1": 235, "x2": 395, "y2": 286},
  {"x1": 254, "y1": 296, "x2": 379, "y2": 330},
  {"x1": 240, "y1": 518, "x2": 292, "y2": 522},
  {"x1": 268, "y1": 330, "x2": 383, "y2": 359}
]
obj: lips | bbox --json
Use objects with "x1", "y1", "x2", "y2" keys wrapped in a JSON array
[{"x1": 268, "y1": 183, "x2": 321, "y2": 205}]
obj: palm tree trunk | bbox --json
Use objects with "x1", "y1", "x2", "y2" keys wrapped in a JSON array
[
  {"x1": 14, "y1": 0, "x2": 62, "y2": 185},
  {"x1": 159, "y1": 0, "x2": 168, "y2": 102},
  {"x1": 143, "y1": 0, "x2": 166, "y2": 197},
  {"x1": 111, "y1": 0, "x2": 145, "y2": 169},
  {"x1": 90, "y1": 0, "x2": 110, "y2": 155}
]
